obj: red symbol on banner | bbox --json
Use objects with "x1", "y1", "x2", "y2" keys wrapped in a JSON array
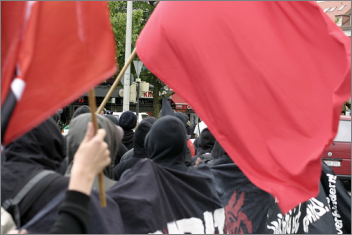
[
  {"x1": 224, "y1": 190, "x2": 253, "y2": 234},
  {"x1": 78, "y1": 98, "x2": 84, "y2": 103}
]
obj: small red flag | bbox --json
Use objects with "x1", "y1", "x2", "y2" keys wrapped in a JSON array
[
  {"x1": 137, "y1": 1, "x2": 351, "y2": 213},
  {"x1": 1, "y1": 1, "x2": 117, "y2": 145}
]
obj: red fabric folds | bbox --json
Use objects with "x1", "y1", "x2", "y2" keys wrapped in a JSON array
[
  {"x1": 136, "y1": 1, "x2": 351, "y2": 213},
  {"x1": 1, "y1": 1, "x2": 117, "y2": 145}
]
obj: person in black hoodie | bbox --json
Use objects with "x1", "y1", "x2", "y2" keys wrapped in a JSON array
[
  {"x1": 191, "y1": 128, "x2": 216, "y2": 165},
  {"x1": 113, "y1": 119, "x2": 154, "y2": 180},
  {"x1": 1, "y1": 117, "x2": 69, "y2": 226},
  {"x1": 145, "y1": 115, "x2": 188, "y2": 172},
  {"x1": 119, "y1": 111, "x2": 137, "y2": 150},
  {"x1": 174, "y1": 112, "x2": 194, "y2": 166},
  {"x1": 118, "y1": 117, "x2": 157, "y2": 165},
  {"x1": 105, "y1": 115, "x2": 128, "y2": 166},
  {"x1": 209, "y1": 140, "x2": 233, "y2": 166}
]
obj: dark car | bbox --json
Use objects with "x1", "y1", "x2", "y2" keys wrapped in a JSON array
[{"x1": 322, "y1": 115, "x2": 351, "y2": 184}]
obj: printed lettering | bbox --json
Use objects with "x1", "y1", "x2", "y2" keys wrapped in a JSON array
[
  {"x1": 327, "y1": 172, "x2": 344, "y2": 233},
  {"x1": 213, "y1": 208, "x2": 225, "y2": 234},
  {"x1": 330, "y1": 187, "x2": 336, "y2": 195},
  {"x1": 303, "y1": 198, "x2": 329, "y2": 233},
  {"x1": 153, "y1": 208, "x2": 225, "y2": 234},
  {"x1": 203, "y1": 211, "x2": 214, "y2": 234},
  {"x1": 267, "y1": 204, "x2": 301, "y2": 234},
  {"x1": 327, "y1": 173, "x2": 337, "y2": 183}
]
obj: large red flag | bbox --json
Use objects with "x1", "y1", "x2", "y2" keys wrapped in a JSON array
[
  {"x1": 1, "y1": 1, "x2": 117, "y2": 145},
  {"x1": 136, "y1": 1, "x2": 351, "y2": 214}
]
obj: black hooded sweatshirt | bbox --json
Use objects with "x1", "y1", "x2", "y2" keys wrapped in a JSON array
[
  {"x1": 113, "y1": 121, "x2": 153, "y2": 180},
  {"x1": 145, "y1": 116, "x2": 188, "y2": 172},
  {"x1": 1, "y1": 118, "x2": 69, "y2": 226},
  {"x1": 104, "y1": 115, "x2": 128, "y2": 166},
  {"x1": 210, "y1": 140, "x2": 234, "y2": 166},
  {"x1": 191, "y1": 128, "x2": 216, "y2": 165},
  {"x1": 122, "y1": 129, "x2": 134, "y2": 150},
  {"x1": 174, "y1": 112, "x2": 193, "y2": 166}
]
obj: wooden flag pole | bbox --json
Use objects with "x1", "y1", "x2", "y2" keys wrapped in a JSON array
[
  {"x1": 96, "y1": 47, "x2": 137, "y2": 114},
  {"x1": 88, "y1": 89, "x2": 107, "y2": 207}
]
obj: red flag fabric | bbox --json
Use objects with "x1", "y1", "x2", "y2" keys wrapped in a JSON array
[
  {"x1": 1, "y1": 1, "x2": 117, "y2": 145},
  {"x1": 136, "y1": 1, "x2": 351, "y2": 214}
]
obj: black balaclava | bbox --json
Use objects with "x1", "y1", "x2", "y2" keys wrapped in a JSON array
[
  {"x1": 141, "y1": 117, "x2": 157, "y2": 125},
  {"x1": 211, "y1": 140, "x2": 226, "y2": 159},
  {"x1": 198, "y1": 128, "x2": 216, "y2": 155},
  {"x1": 145, "y1": 116, "x2": 187, "y2": 172},
  {"x1": 174, "y1": 112, "x2": 187, "y2": 130},
  {"x1": 133, "y1": 121, "x2": 153, "y2": 158},
  {"x1": 4, "y1": 117, "x2": 65, "y2": 171}
]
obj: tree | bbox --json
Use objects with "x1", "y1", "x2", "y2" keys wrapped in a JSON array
[{"x1": 108, "y1": 1, "x2": 170, "y2": 117}]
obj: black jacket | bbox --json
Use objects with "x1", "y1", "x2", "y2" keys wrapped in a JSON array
[
  {"x1": 209, "y1": 140, "x2": 233, "y2": 166},
  {"x1": 1, "y1": 118, "x2": 69, "y2": 226},
  {"x1": 191, "y1": 128, "x2": 216, "y2": 165},
  {"x1": 145, "y1": 116, "x2": 188, "y2": 172},
  {"x1": 114, "y1": 121, "x2": 152, "y2": 180},
  {"x1": 49, "y1": 190, "x2": 90, "y2": 234},
  {"x1": 122, "y1": 129, "x2": 134, "y2": 150}
]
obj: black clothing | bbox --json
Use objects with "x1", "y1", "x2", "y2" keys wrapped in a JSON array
[
  {"x1": 174, "y1": 112, "x2": 187, "y2": 129},
  {"x1": 160, "y1": 97, "x2": 174, "y2": 117},
  {"x1": 141, "y1": 116, "x2": 157, "y2": 125},
  {"x1": 114, "y1": 121, "x2": 152, "y2": 180},
  {"x1": 174, "y1": 112, "x2": 193, "y2": 165},
  {"x1": 1, "y1": 118, "x2": 69, "y2": 225},
  {"x1": 145, "y1": 116, "x2": 188, "y2": 172},
  {"x1": 120, "y1": 148, "x2": 134, "y2": 162},
  {"x1": 58, "y1": 157, "x2": 68, "y2": 175},
  {"x1": 119, "y1": 111, "x2": 137, "y2": 130},
  {"x1": 115, "y1": 142, "x2": 128, "y2": 166},
  {"x1": 207, "y1": 140, "x2": 232, "y2": 166},
  {"x1": 211, "y1": 154, "x2": 233, "y2": 165},
  {"x1": 104, "y1": 114, "x2": 127, "y2": 166},
  {"x1": 191, "y1": 128, "x2": 216, "y2": 165},
  {"x1": 122, "y1": 129, "x2": 134, "y2": 150},
  {"x1": 50, "y1": 190, "x2": 90, "y2": 234},
  {"x1": 107, "y1": 159, "x2": 223, "y2": 234},
  {"x1": 210, "y1": 140, "x2": 225, "y2": 159}
]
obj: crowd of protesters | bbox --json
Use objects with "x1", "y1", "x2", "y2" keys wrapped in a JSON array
[{"x1": 1, "y1": 105, "x2": 351, "y2": 234}]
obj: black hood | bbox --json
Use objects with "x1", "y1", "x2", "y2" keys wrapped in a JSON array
[
  {"x1": 198, "y1": 128, "x2": 216, "y2": 154},
  {"x1": 133, "y1": 121, "x2": 152, "y2": 158},
  {"x1": 210, "y1": 140, "x2": 233, "y2": 165},
  {"x1": 145, "y1": 116, "x2": 187, "y2": 172},
  {"x1": 174, "y1": 112, "x2": 187, "y2": 129},
  {"x1": 211, "y1": 140, "x2": 226, "y2": 159},
  {"x1": 141, "y1": 117, "x2": 157, "y2": 125},
  {"x1": 4, "y1": 117, "x2": 65, "y2": 171}
]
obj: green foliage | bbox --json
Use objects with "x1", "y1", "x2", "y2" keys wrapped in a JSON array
[
  {"x1": 108, "y1": 1, "x2": 158, "y2": 77},
  {"x1": 109, "y1": 1, "x2": 168, "y2": 116}
]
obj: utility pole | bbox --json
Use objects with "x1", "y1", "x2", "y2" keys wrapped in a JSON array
[
  {"x1": 133, "y1": 60, "x2": 143, "y2": 119},
  {"x1": 123, "y1": 1, "x2": 132, "y2": 111}
]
